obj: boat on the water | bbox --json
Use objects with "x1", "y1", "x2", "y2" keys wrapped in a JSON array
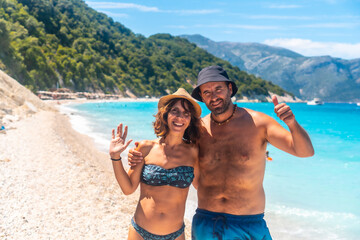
[
  {"x1": 307, "y1": 98, "x2": 324, "y2": 105},
  {"x1": 357, "y1": 103, "x2": 360, "y2": 106}
]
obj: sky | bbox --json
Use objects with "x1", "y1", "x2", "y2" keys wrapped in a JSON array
[{"x1": 85, "y1": 0, "x2": 360, "y2": 60}]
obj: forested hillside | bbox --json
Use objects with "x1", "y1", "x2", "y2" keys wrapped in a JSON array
[{"x1": 0, "y1": 0, "x2": 288, "y2": 98}]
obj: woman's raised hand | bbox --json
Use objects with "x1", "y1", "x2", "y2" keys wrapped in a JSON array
[{"x1": 109, "y1": 123, "x2": 133, "y2": 159}]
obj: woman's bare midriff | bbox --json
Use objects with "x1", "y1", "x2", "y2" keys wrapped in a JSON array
[{"x1": 133, "y1": 183, "x2": 189, "y2": 234}]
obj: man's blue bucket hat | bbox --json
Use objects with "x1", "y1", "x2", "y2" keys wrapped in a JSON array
[{"x1": 191, "y1": 65, "x2": 238, "y2": 102}]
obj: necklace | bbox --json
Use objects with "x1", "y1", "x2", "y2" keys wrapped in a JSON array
[{"x1": 211, "y1": 104, "x2": 237, "y2": 126}]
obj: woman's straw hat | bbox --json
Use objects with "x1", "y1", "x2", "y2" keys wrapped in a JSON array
[{"x1": 158, "y1": 88, "x2": 202, "y2": 118}]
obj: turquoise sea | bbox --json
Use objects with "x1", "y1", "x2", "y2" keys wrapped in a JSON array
[{"x1": 61, "y1": 101, "x2": 360, "y2": 239}]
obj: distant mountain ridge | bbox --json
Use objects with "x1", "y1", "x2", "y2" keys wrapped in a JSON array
[{"x1": 181, "y1": 34, "x2": 360, "y2": 102}]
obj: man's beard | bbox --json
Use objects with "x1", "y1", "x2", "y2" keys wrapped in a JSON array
[{"x1": 208, "y1": 97, "x2": 232, "y2": 116}]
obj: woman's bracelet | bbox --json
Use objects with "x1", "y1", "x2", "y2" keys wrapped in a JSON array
[{"x1": 110, "y1": 157, "x2": 122, "y2": 161}]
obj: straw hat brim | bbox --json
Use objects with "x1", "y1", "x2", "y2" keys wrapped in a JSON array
[{"x1": 158, "y1": 88, "x2": 201, "y2": 118}]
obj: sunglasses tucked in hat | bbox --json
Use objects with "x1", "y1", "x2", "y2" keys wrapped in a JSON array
[
  {"x1": 191, "y1": 65, "x2": 238, "y2": 102},
  {"x1": 158, "y1": 88, "x2": 202, "y2": 118}
]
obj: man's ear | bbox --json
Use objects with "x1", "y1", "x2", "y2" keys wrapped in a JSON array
[{"x1": 228, "y1": 82, "x2": 233, "y2": 94}]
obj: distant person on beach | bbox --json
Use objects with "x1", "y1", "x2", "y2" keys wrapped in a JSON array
[
  {"x1": 129, "y1": 65, "x2": 314, "y2": 239},
  {"x1": 0, "y1": 125, "x2": 5, "y2": 134},
  {"x1": 266, "y1": 150, "x2": 272, "y2": 161},
  {"x1": 109, "y1": 88, "x2": 202, "y2": 240}
]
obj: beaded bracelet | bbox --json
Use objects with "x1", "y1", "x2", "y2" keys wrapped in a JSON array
[{"x1": 111, "y1": 157, "x2": 122, "y2": 161}]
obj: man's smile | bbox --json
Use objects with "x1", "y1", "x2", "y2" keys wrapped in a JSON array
[{"x1": 210, "y1": 99, "x2": 223, "y2": 107}]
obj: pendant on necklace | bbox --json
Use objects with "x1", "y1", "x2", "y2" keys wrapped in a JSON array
[{"x1": 211, "y1": 104, "x2": 237, "y2": 126}]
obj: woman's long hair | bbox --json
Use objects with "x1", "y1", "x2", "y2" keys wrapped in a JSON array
[{"x1": 153, "y1": 98, "x2": 201, "y2": 144}]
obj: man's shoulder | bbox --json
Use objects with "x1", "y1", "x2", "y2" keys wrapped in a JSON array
[
  {"x1": 242, "y1": 108, "x2": 273, "y2": 124},
  {"x1": 243, "y1": 108, "x2": 268, "y2": 117}
]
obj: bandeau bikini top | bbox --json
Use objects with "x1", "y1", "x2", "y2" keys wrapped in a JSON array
[{"x1": 141, "y1": 164, "x2": 194, "y2": 188}]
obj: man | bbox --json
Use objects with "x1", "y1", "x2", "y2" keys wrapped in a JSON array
[{"x1": 129, "y1": 65, "x2": 314, "y2": 239}]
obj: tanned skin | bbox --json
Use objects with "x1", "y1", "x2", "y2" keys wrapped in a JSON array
[
  {"x1": 111, "y1": 101, "x2": 198, "y2": 239},
  {"x1": 129, "y1": 82, "x2": 314, "y2": 216}
]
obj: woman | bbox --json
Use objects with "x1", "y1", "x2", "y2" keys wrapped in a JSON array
[{"x1": 109, "y1": 88, "x2": 202, "y2": 240}]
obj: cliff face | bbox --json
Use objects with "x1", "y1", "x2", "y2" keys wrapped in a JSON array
[
  {"x1": 0, "y1": 70, "x2": 53, "y2": 123},
  {"x1": 182, "y1": 34, "x2": 360, "y2": 102}
]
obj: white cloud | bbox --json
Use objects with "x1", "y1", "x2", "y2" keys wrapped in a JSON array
[
  {"x1": 298, "y1": 23, "x2": 358, "y2": 28},
  {"x1": 170, "y1": 9, "x2": 221, "y2": 15},
  {"x1": 228, "y1": 24, "x2": 280, "y2": 30},
  {"x1": 86, "y1": 1, "x2": 219, "y2": 15},
  {"x1": 268, "y1": 4, "x2": 302, "y2": 9},
  {"x1": 86, "y1": 1, "x2": 160, "y2": 12},
  {"x1": 98, "y1": 10, "x2": 128, "y2": 18},
  {"x1": 192, "y1": 24, "x2": 280, "y2": 30},
  {"x1": 249, "y1": 15, "x2": 314, "y2": 20},
  {"x1": 263, "y1": 38, "x2": 360, "y2": 59}
]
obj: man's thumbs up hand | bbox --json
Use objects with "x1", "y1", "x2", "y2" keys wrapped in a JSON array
[
  {"x1": 272, "y1": 96, "x2": 295, "y2": 124},
  {"x1": 272, "y1": 95, "x2": 279, "y2": 106}
]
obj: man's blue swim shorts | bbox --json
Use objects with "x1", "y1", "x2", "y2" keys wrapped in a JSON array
[{"x1": 192, "y1": 208, "x2": 272, "y2": 240}]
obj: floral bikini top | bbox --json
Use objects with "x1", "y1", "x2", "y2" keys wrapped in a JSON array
[{"x1": 141, "y1": 164, "x2": 194, "y2": 189}]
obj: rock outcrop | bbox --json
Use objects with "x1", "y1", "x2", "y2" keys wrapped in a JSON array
[{"x1": 0, "y1": 70, "x2": 54, "y2": 126}]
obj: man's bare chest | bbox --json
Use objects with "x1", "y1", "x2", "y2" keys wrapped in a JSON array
[{"x1": 199, "y1": 131, "x2": 252, "y2": 165}]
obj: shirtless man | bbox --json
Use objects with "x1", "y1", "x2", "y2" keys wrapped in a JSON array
[{"x1": 129, "y1": 65, "x2": 314, "y2": 239}]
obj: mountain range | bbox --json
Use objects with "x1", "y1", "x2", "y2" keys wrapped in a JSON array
[{"x1": 181, "y1": 34, "x2": 360, "y2": 102}]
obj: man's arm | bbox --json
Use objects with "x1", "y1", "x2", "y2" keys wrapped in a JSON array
[
  {"x1": 265, "y1": 96, "x2": 314, "y2": 157},
  {"x1": 192, "y1": 145, "x2": 200, "y2": 190},
  {"x1": 128, "y1": 142, "x2": 144, "y2": 167}
]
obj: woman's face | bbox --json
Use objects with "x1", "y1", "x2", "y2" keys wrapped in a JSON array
[{"x1": 167, "y1": 100, "x2": 191, "y2": 134}]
